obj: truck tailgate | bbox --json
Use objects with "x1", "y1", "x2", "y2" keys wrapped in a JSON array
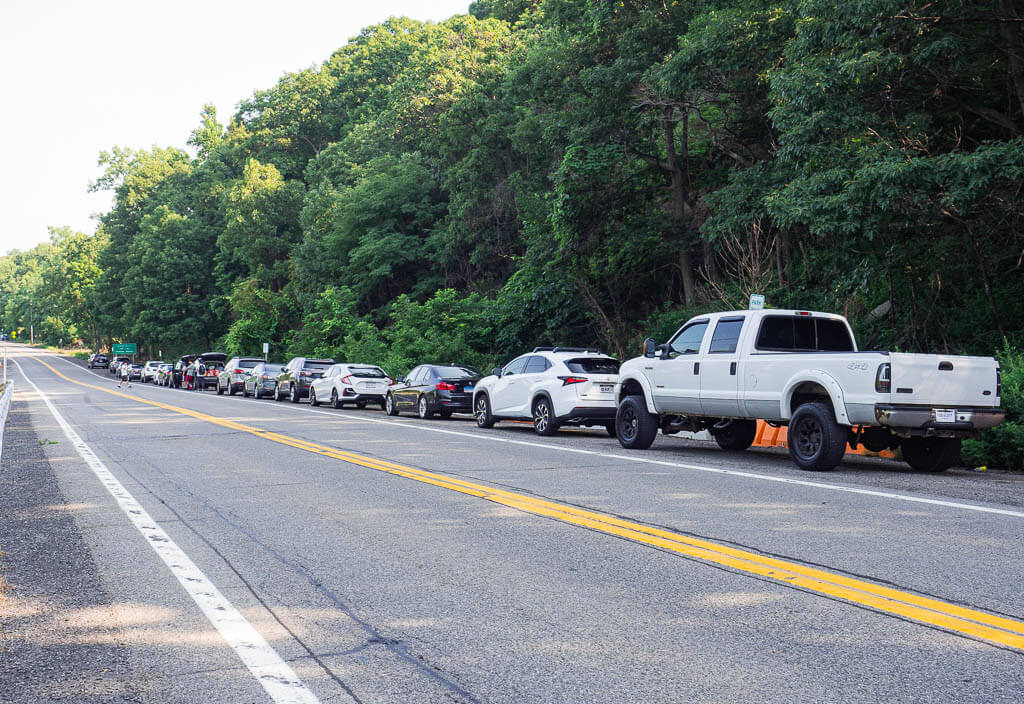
[{"x1": 889, "y1": 353, "x2": 999, "y2": 407}]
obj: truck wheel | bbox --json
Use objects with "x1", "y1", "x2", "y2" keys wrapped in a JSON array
[
  {"x1": 616, "y1": 396, "x2": 658, "y2": 450},
  {"x1": 788, "y1": 402, "x2": 848, "y2": 471},
  {"x1": 901, "y1": 437, "x2": 961, "y2": 473},
  {"x1": 532, "y1": 397, "x2": 559, "y2": 436},
  {"x1": 713, "y1": 420, "x2": 757, "y2": 451}
]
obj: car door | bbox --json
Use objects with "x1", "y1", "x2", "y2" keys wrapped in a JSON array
[
  {"x1": 396, "y1": 367, "x2": 421, "y2": 408},
  {"x1": 516, "y1": 355, "x2": 551, "y2": 416},
  {"x1": 699, "y1": 316, "x2": 746, "y2": 417},
  {"x1": 489, "y1": 357, "x2": 529, "y2": 415},
  {"x1": 653, "y1": 320, "x2": 710, "y2": 414}
]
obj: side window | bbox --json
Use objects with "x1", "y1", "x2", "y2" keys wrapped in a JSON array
[
  {"x1": 669, "y1": 321, "x2": 709, "y2": 356},
  {"x1": 407, "y1": 366, "x2": 422, "y2": 383},
  {"x1": 502, "y1": 357, "x2": 529, "y2": 376},
  {"x1": 816, "y1": 319, "x2": 854, "y2": 351},
  {"x1": 709, "y1": 318, "x2": 744, "y2": 354},
  {"x1": 524, "y1": 356, "x2": 550, "y2": 374}
]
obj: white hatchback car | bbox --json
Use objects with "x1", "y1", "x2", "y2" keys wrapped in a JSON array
[
  {"x1": 308, "y1": 363, "x2": 392, "y2": 409},
  {"x1": 472, "y1": 347, "x2": 620, "y2": 435}
]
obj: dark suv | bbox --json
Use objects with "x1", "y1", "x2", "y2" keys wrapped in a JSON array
[
  {"x1": 217, "y1": 357, "x2": 264, "y2": 395},
  {"x1": 275, "y1": 357, "x2": 335, "y2": 403},
  {"x1": 88, "y1": 353, "x2": 108, "y2": 369}
]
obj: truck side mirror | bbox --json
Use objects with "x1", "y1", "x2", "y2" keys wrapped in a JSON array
[
  {"x1": 657, "y1": 343, "x2": 671, "y2": 360},
  {"x1": 491, "y1": 367, "x2": 502, "y2": 377},
  {"x1": 643, "y1": 338, "x2": 657, "y2": 358}
]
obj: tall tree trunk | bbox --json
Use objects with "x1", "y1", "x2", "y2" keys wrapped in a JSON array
[
  {"x1": 997, "y1": 0, "x2": 1024, "y2": 121},
  {"x1": 662, "y1": 108, "x2": 695, "y2": 305}
]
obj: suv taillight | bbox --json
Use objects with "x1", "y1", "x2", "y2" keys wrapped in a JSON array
[
  {"x1": 558, "y1": 376, "x2": 588, "y2": 386},
  {"x1": 340, "y1": 375, "x2": 353, "y2": 385},
  {"x1": 875, "y1": 363, "x2": 891, "y2": 393}
]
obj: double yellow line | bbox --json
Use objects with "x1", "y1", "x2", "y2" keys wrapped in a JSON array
[{"x1": 32, "y1": 356, "x2": 1024, "y2": 652}]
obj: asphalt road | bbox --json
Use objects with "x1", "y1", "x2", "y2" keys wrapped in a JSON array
[{"x1": 2, "y1": 344, "x2": 1022, "y2": 703}]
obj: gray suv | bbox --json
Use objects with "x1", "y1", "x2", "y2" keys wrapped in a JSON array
[
  {"x1": 217, "y1": 357, "x2": 264, "y2": 395},
  {"x1": 275, "y1": 357, "x2": 334, "y2": 403}
]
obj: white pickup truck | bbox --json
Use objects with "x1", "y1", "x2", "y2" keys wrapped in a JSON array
[{"x1": 615, "y1": 309, "x2": 1005, "y2": 472}]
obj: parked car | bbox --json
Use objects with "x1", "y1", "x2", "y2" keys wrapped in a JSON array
[
  {"x1": 275, "y1": 357, "x2": 335, "y2": 403},
  {"x1": 310, "y1": 363, "x2": 391, "y2": 409},
  {"x1": 473, "y1": 348, "x2": 620, "y2": 436},
  {"x1": 87, "y1": 353, "x2": 108, "y2": 369},
  {"x1": 243, "y1": 362, "x2": 286, "y2": 399},
  {"x1": 121, "y1": 363, "x2": 144, "y2": 382},
  {"x1": 615, "y1": 308, "x2": 1005, "y2": 472},
  {"x1": 109, "y1": 356, "x2": 131, "y2": 375},
  {"x1": 386, "y1": 364, "x2": 481, "y2": 418},
  {"x1": 196, "y1": 352, "x2": 227, "y2": 390},
  {"x1": 155, "y1": 363, "x2": 174, "y2": 386},
  {"x1": 217, "y1": 357, "x2": 264, "y2": 395},
  {"x1": 141, "y1": 360, "x2": 164, "y2": 383}
]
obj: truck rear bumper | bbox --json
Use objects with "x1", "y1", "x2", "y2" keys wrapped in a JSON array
[{"x1": 874, "y1": 404, "x2": 1005, "y2": 433}]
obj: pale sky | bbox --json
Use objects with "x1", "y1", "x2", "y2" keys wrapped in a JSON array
[{"x1": 0, "y1": 0, "x2": 471, "y2": 255}]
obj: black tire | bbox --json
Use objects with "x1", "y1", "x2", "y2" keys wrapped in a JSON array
[
  {"x1": 616, "y1": 395, "x2": 658, "y2": 449},
  {"x1": 228, "y1": 382, "x2": 237, "y2": 396},
  {"x1": 475, "y1": 394, "x2": 495, "y2": 428},
  {"x1": 242, "y1": 384, "x2": 249, "y2": 398},
  {"x1": 901, "y1": 437, "x2": 961, "y2": 473},
  {"x1": 217, "y1": 381, "x2": 224, "y2": 395},
  {"x1": 331, "y1": 389, "x2": 342, "y2": 410},
  {"x1": 604, "y1": 422, "x2": 616, "y2": 437},
  {"x1": 356, "y1": 401, "x2": 366, "y2": 409},
  {"x1": 290, "y1": 384, "x2": 300, "y2": 403},
  {"x1": 254, "y1": 385, "x2": 262, "y2": 400},
  {"x1": 418, "y1": 395, "x2": 433, "y2": 420},
  {"x1": 309, "y1": 387, "x2": 320, "y2": 407},
  {"x1": 274, "y1": 384, "x2": 283, "y2": 402},
  {"x1": 532, "y1": 397, "x2": 559, "y2": 436},
  {"x1": 788, "y1": 402, "x2": 848, "y2": 471},
  {"x1": 385, "y1": 393, "x2": 399, "y2": 416},
  {"x1": 440, "y1": 409, "x2": 453, "y2": 419},
  {"x1": 713, "y1": 419, "x2": 758, "y2": 451}
]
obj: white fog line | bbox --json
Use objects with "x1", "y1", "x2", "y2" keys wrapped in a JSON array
[
  {"x1": 51, "y1": 353, "x2": 1024, "y2": 520},
  {"x1": 14, "y1": 357, "x2": 324, "y2": 704}
]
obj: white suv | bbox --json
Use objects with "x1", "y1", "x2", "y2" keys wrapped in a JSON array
[
  {"x1": 472, "y1": 347, "x2": 620, "y2": 435},
  {"x1": 141, "y1": 360, "x2": 164, "y2": 383}
]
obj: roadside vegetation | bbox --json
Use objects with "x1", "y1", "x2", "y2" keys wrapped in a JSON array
[{"x1": 1, "y1": 1, "x2": 1022, "y2": 465}]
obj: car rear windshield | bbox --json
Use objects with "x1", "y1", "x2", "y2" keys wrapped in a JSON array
[
  {"x1": 303, "y1": 361, "x2": 333, "y2": 370},
  {"x1": 348, "y1": 367, "x2": 386, "y2": 378},
  {"x1": 565, "y1": 357, "x2": 620, "y2": 374},
  {"x1": 238, "y1": 359, "x2": 261, "y2": 368},
  {"x1": 432, "y1": 365, "x2": 481, "y2": 379},
  {"x1": 263, "y1": 364, "x2": 285, "y2": 372},
  {"x1": 755, "y1": 316, "x2": 854, "y2": 352}
]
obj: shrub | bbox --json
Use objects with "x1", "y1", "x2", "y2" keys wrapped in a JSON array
[{"x1": 961, "y1": 342, "x2": 1024, "y2": 471}]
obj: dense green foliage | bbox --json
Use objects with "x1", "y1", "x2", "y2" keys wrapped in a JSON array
[{"x1": 2, "y1": 1, "x2": 1023, "y2": 463}]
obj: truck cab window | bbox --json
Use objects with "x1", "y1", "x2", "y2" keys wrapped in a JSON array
[
  {"x1": 709, "y1": 318, "x2": 744, "y2": 354},
  {"x1": 669, "y1": 321, "x2": 709, "y2": 356}
]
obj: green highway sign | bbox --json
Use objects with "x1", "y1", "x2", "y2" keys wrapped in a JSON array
[{"x1": 112, "y1": 343, "x2": 137, "y2": 354}]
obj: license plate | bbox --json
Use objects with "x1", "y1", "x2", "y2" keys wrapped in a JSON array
[
  {"x1": 364, "y1": 383, "x2": 380, "y2": 389},
  {"x1": 600, "y1": 383, "x2": 614, "y2": 393},
  {"x1": 935, "y1": 408, "x2": 955, "y2": 423},
  {"x1": 464, "y1": 386, "x2": 473, "y2": 392}
]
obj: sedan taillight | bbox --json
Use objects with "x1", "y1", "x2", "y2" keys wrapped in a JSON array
[{"x1": 436, "y1": 381, "x2": 456, "y2": 391}]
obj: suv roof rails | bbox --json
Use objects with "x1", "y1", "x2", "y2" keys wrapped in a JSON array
[
  {"x1": 552, "y1": 346, "x2": 601, "y2": 354},
  {"x1": 532, "y1": 346, "x2": 555, "y2": 352}
]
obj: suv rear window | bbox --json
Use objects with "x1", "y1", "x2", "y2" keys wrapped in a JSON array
[
  {"x1": 303, "y1": 361, "x2": 332, "y2": 370},
  {"x1": 349, "y1": 367, "x2": 386, "y2": 378},
  {"x1": 238, "y1": 359, "x2": 261, "y2": 368},
  {"x1": 565, "y1": 357, "x2": 620, "y2": 374},
  {"x1": 755, "y1": 316, "x2": 854, "y2": 352}
]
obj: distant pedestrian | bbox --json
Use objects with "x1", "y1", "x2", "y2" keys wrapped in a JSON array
[
  {"x1": 118, "y1": 362, "x2": 131, "y2": 388},
  {"x1": 194, "y1": 361, "x2": 206, "y2": 391}
]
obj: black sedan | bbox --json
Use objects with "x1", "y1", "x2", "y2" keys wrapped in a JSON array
[{"x1": 385, "y1": 364, "x2": 482, "y2": 419}]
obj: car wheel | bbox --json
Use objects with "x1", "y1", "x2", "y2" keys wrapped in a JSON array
[
  {"x1": 788, "y1": 402, "x2": 848, "y2": 471},
  {"x1": 274, "y1": 384, "x2": 283, "y2": 402},
  {"x1": 712, "y1": 419, "x2": 758, "y2": 451},
  {"x1": 228, "y1": 381, "x2": 237, "y2": 396},
  {"x1": 309, "y1": 387, "x2": 319, "y2": 407},
  {"x1": 475, "y1": 394, "x2": 495, "y2": 428},
  {"x1": 418, "y1": 395, "x2": 433, "y2": 420},
  {"x1": 616, "y1": 396, "x2": 658, "y2": 449},
  {"x1": 290, "y1": 384, "x2": 299, "y2": 403},
  {"x1": 440, "y1": 410, "x2": 453, "y2": 419},
  {"x1": 901, "y1": 437, "x2": 961, "y2": 473},
  {"x1": 385, "y1": 393, "x2": 399, "y2": 416},
  {"x1": 532, "y1": 397, "x2": 559, "y2": 436},
  {"x1": 356, "y1": 401, "x2": 366, "y2": 409},
  {"x1": 254, "y1": 385, "x2": 262, "y2": 400},
  {"x1": 217, "y1": 380, "x2": 224, "y2": 395},
  {"x1": 331, "y1": 390, "x2": 341, "y2": 410},
  {"x1": 242, "y1": 384, "x2": 249, "y2": 398}
]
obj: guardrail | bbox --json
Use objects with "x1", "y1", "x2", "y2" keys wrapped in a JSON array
[{"x1": 0, "y1": 380, "x2": 13, "y2": 462}]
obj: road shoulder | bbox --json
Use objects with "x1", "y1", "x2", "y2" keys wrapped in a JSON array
[{"x1": 0, "y1": 397, "x2": 143, "y2": 703}]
